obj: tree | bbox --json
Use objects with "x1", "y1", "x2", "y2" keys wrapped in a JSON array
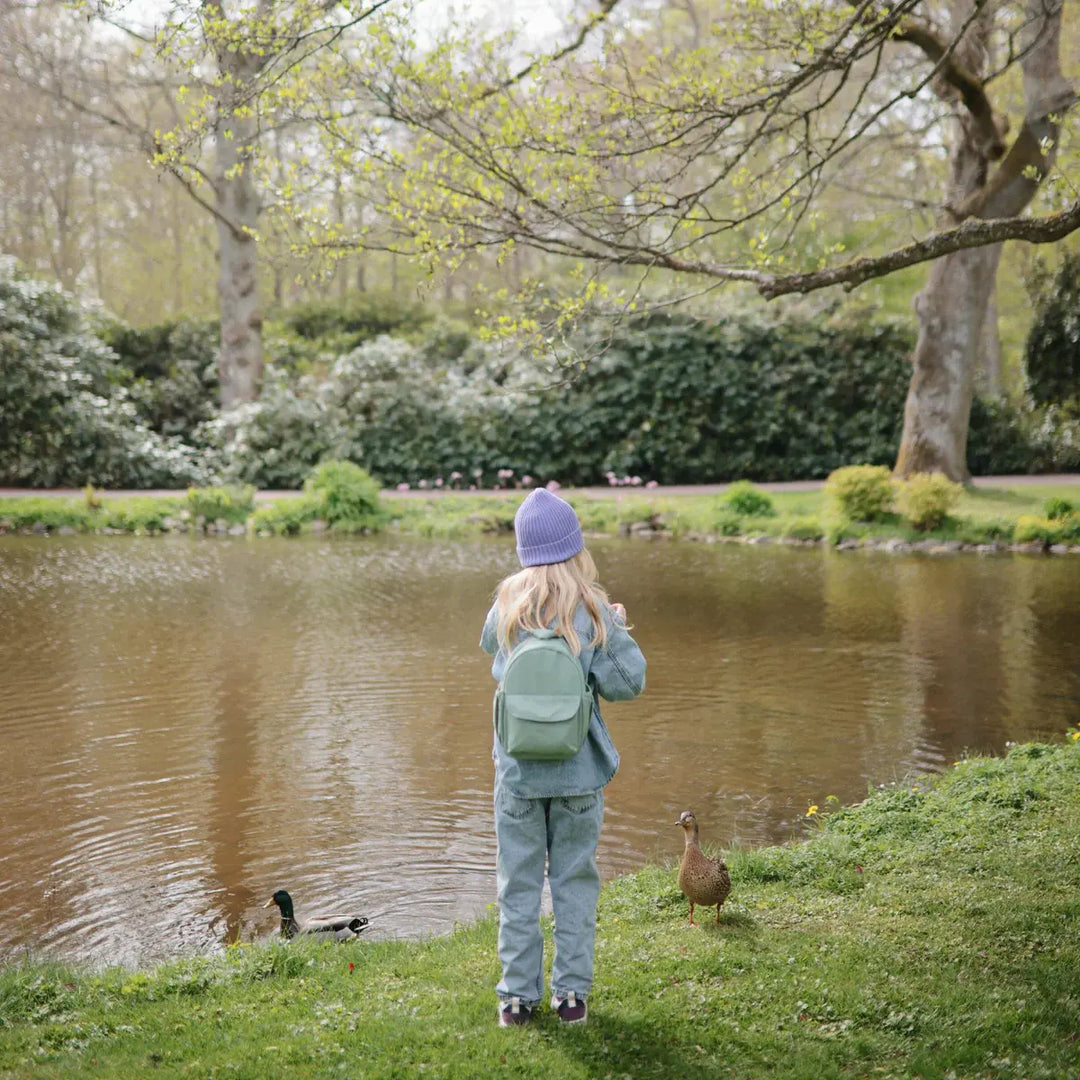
[
  {"x1": 297, "y1": 0, "x2": 1077, "y2": 480},
  {"x1": 0, "y1": 2, "x2": 220, "y2": 322},
  {"x1": 891, "y1": 0, "x2": 1076, "y2": 477},
  {"x1": 5, "y1": 0, "x2": 392, "y2": 407}
]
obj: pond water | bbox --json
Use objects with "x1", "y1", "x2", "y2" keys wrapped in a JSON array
[{"x1": 0, "y1": 535, "x2": 1077, "y2": 968}]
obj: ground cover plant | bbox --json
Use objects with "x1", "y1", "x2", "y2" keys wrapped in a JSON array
[
  {"x1": 2, "y1": 480, "x2": 1080, "y2": 550},
  {"x1": 1, "y1": 738, "x2": 1078, "y2": 1079}
]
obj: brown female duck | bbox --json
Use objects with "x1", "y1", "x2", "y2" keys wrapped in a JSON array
[{"x1": 676, "y1": 810, "x2": 731, "y2": 925}]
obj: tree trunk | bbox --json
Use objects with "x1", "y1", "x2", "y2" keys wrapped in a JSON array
[
  {"x1": 895, "y1": 244, "x2": 1001, "y2": 479},
  {"x1": 214, "y1": 102, "x2": 263, "y2": 408},
  {"x1": 209, "y1": 1, "x2": 266, "y2": 410},
  {"x1": 894, "y1": 0, "x2": 1073, "y2": 480}
]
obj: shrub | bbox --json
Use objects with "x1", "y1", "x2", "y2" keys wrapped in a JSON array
[
  {"x1": 102, "y1": 497, "x2": 181, "y2": 533},
  {"x1": 782, "y1": 516, "x2": 825, "y2": 541},
  {"x1": 0, "y1": 259, "x2": 211, "y2": 488},
  {"x1": 250, "y1": 496, "x2": 319, "y2": 536},
  {"x1": 710, "y1": 507, "x2": 744, "y2": 536},
  {"x1": 186, "y1": 485, "x2": 255, "y2": 525},
  {"x1": 281, "y1": 292, "x2": 432, "y2": 349},
  {"x1": 895, "y1": 473, "x2": 962, "y2": 531},
  {"x1": 1023, "y1": 250, "x2": 1080, "y2": 409},
  {"x1": 503, "y1": 309, "x2": 918, "y2": 486},
  {"x1": 823, "y1": 465, "x2": 895, "y2": 522},
  {"x1": 967, "y1": 398, "x2": 1080, "y2": 475},
  {"x1": 723, "y1": 480, "x2": 775, "y2": 517},
  {"x1": 1044, "y1": 496, "x2": 1075, "y2": 520},
  {"x1": 303, "y1": 460, "x2": 385, "y2": 529},
  {"x1": 104, "y1": 318, "x2": 219, "y2": 441},
  {"x1": 199, "y1": 368, "x2": 338, "y2": 490},
  {"x1": 1013, "y1": 515, "x2": 1062, "y2": 546}
]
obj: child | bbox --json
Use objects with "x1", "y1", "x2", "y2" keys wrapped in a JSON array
[{"x1": 480, "y1": 488, "x2": 646, "y2": 1027}]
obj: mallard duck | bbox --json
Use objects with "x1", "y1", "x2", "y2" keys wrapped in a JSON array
[
  {"x1": 264, "y1": 890, "x2": 370, "y2": 941},
  {"x1": 676, "y1": 810, "x2": 731, "y2": 925}
]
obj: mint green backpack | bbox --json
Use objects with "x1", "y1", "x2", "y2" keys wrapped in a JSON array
[{"x1": 494, "y1": 629, "x2": 594, "y2": 761}]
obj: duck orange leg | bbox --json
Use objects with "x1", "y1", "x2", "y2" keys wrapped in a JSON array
[{"x1": 688, "y1": 903, "x2": 697, "y2": 926}]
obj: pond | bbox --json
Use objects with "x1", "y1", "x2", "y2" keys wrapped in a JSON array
[{"x1": 1, "y1": 534, "x2": 1077, "y2": 968}]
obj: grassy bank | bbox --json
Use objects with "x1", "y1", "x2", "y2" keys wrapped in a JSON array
[
  {"x1": 2, "y1": 480, "x2": 1079, "y2": 551},
  {"x1": 3, "y1": 739, "x2": 1079, "y2": 1079}
]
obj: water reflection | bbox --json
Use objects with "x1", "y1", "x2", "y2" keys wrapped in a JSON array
[{"x1": 0, "y1": 535, "x2": 1077, "y2": 967}]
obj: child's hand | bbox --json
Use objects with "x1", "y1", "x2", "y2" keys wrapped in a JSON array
[{"x1": 611, "y1": 602, "x2": 627, "y2": 622}]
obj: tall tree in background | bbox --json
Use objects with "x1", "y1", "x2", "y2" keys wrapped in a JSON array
[
  {"x1": 306, "y1": 0, "x2": 1077, "y2": 480},
  {"x1": 4, "y1": 0, "x2": 392, "y2": 407},
  {"x1": 0, "y1": 3, "x2": 219, "y2": 323},
  {"x1": 151, "y1": 0, "x2": 393, "y2": 406},
  {"x1": 893, "y1": 0, "x2": 1075, "y2": 477}
]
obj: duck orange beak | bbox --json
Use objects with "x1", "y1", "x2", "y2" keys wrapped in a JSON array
[{"x1": 263, "y1": 898, "x2": 275, "y2": 908}]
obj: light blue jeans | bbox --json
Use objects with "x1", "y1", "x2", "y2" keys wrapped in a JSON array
[{"x1": 494, "y1": 786, "x2": 605, "y2": 1006}]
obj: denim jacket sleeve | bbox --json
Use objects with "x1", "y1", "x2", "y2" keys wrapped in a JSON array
[
  {"x1": 479, "y1": 600, "x2": 499, "y2": 656},
  {"x1": 587, "y1": 609, "x2": 646, "y2": 702}
]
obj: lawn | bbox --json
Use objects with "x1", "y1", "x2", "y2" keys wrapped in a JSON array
[{"x1": 3, "y1": 739, "x2": 1079, "y2": 1079}]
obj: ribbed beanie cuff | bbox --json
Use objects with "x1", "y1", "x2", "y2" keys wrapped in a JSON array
[{"x1": 514, "y1": 488, "x2": 584, "y2": 567}]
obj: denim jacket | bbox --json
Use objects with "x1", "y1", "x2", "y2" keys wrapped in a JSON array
[{"x1": 480, "y1": 600, "x2": 646, "y2": 798}]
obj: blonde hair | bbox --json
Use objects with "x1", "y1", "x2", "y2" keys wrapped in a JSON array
[{"x1": 496, "y1": 548, "x2": 610, "y2": 656}]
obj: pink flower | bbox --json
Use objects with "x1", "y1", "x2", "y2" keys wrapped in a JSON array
[
  {"x1": 522, "y1": 475, "x2": 533, "y2": 486},
  {"x1": 434, "y1": 477, "x2": 444, "y2": 487},
  {"x1": 396, "y1": 482, "x2": 411, "y2": 491},
  {"x1": 645, "y1": 480, "x2": 659, "y2": 489},
  {"x1": 546, "y1": 480, "x2": 561, "y2": 492},
  {"x1": 418, "y1": 479, "x2": 428, "y2": 489}
]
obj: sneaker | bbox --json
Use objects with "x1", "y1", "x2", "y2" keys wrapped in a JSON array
[
  {"x1": 498, "y1": 996, "x2": 534, "y2": 1027},
  {"x1": 550, "y1": 990, "x2": 587, "y2": 1025}
]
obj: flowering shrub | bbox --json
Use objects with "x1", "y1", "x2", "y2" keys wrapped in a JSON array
[
  {"x1": 0, "y1": 259, "x2": 210, "y2": 488},
  {"x1": 198, "y1": 367, "x2": 338, "y2": 489}
]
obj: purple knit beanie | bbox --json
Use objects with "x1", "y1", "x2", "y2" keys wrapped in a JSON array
[{"x1": 514, "y1": 488, "x2": 585, "y2": 567}]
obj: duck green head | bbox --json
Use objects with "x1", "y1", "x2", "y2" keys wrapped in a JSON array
[{"x1": 265, "y1": 890, "x2": 295, "y2": 920}]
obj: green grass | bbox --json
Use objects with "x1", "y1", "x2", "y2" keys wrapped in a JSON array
[
  {"x1": 3, "y1": 739, "x2": 1080, "y2": 1079},
  {"x1": 2, "y1": 482, "x2": 1080, "y2": 548}
]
